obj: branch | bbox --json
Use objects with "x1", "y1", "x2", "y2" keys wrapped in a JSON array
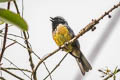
[
  {"x1": 3, "y1": 57, "x2": 31, "y2": 79},
  {"x1": 0, "y1": 33, "x2": 25, "y2": 40},
  {"x1": 0, "y1": 2, "x2": 10, "y2": 63},
  {"x1": 42, "y1": 62, "x2": 52, "y2": 80},
  {"x1": 104, "y1": 69, "x2": 120, "y2": 80},
  {"x1": 33, "y1": 47, "x2": 61, "y2": 77},
  {"x1": 13, "y1": 1, "x2": 52, "y2": 80},
  {"x1": 33, "y1": 2, "x2": 120, "y2": 77},
  {"x1": 0, "y1": 77, "x2": 6, "y2": 80},
  {"x1": 23, "y1": 31, "x2": 35, "y2": 70},
  {"x1": 13, "y1": 1, "x2": 35, "y2": 80},
  {"x1": 43, "y1": 53, "x2": 68, "y2": 80},
  {"x1": 4, "y1": 67, "x2": 32, "y2": 73},
  {"x1": 0, "y1": 35, "x2": 28, "y2": 50},
  {"x1": 27, "y1": 47, "x2": 53, "y2": 80},
  {"x1": 7, "y1": 33, "x2": 25, "y2": 39},
  {"x1": 5, "y1": 41, "x2": 16, "y2": 50},
  {"x1": 0, "y1": 33, "x2": 51, "y2": 78},
  {"x1": 0, "y1": 67, "x2": 24, "y2": 80}
]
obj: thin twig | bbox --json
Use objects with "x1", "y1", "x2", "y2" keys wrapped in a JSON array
[
  {"x1": 0, "y1": 77, "x2": 6, "y2": 80},
  {"x1": 3, "y1": 57, "x2": 31, "y2": 79},
  {"x1": 28, "y1": 48, "x2": 53, "y2": 79},
  {"x1": 23, "y1": 31, "x2": 35, "y2": 70},
  {"x1": 0, "y1": 67, "x2": 24, "y2": 80},
  {"x1": 13, "y1": 1, "x2": 52, "y2": 80},
  {"x1": 4, "y1": 67, "x2": 32, "y2": 73},
  {"x1": 33, "y1": 47, "x2": 61, "y2": 77},
  {"x1": 5, "y1": 41, "x2": 16, "y2": 49},
  {"x1": 0, "y1": 35, "x2": 27, "y2": 49},
  {"x1": 43, "y1": 53, "x2": 68, "y2": 80},
  {"x1": 31, "y1": 51, "x2": 52, "y2": 80},
  {"x1": 7, "y1": 33, "x2": 25, "y2": 39},
  {"x1": 0, "y1": 34, "x2": 44, "y2": 62},
  {"x1": 0, "y1": 25, "x2": 13, "y2": 31},
  {"x1": 13, "y1": 0, "x2": 35, "y2": 76},
  {"x1": 42, "y1": 62, "x2": 52, "y2": 80},
  {"x1": 104, "y1": 69, "x2": 120, "y2": 80},
  {"x1": 33, "y1": 2, "x2": 120, "y2": 77},
  {"x1": 0, "y1": 2, "x2": 10, "y2": 63},
  {"x1": 13, "y1": 0, "x2": 35, "y2": 70}
]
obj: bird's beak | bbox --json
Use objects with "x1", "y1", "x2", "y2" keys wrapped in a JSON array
[{"x1": 50, "y1": 17, "x2": 54, "y2": 22}]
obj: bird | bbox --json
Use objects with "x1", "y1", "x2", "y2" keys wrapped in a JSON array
[{"x1": 50, "y1": 16, "x2": 92, "y2": 75}]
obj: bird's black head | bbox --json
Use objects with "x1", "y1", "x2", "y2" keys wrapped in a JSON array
[{"x1": 50, "y1": 16, "x2": 67, "y2": 31}]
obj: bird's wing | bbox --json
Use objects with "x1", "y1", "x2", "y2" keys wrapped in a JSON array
[{"x1": 65, "y1": 24, "x2": 80, "y2": 49}]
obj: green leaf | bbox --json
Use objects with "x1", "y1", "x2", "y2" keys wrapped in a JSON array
[
  {"x1": 0, "y1": 8, "x2": 28, "y2": 31},
  {"x1": 0, "y1": 0, "x2": 14, "y2": 3}
]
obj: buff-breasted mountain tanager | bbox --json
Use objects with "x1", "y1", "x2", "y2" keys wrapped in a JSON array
[{"x1": 50, "y1": 16, "x2": 92, "y2": 75}]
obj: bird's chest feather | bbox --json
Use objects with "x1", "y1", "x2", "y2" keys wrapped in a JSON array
[{"x1": 52, "y1": 24, "x2": 73, "y2": 52}]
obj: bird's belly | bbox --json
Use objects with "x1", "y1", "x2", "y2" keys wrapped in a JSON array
[{"x1": 53, "y1": 27, "x2": 73, "y2": 52}]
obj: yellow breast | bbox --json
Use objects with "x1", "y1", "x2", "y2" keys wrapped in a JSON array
[{"x1": 52, "y1": 24, "x2": 73, "y2": 52}]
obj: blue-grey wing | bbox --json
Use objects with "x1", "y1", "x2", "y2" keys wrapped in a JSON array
[{"x1": 65, "y1": 24, "x2": 80, "y2": 49}]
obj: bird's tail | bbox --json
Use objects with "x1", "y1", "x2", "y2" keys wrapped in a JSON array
[{"x1": 75, "y1": 52, "x2": 92, "y2": 75}]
